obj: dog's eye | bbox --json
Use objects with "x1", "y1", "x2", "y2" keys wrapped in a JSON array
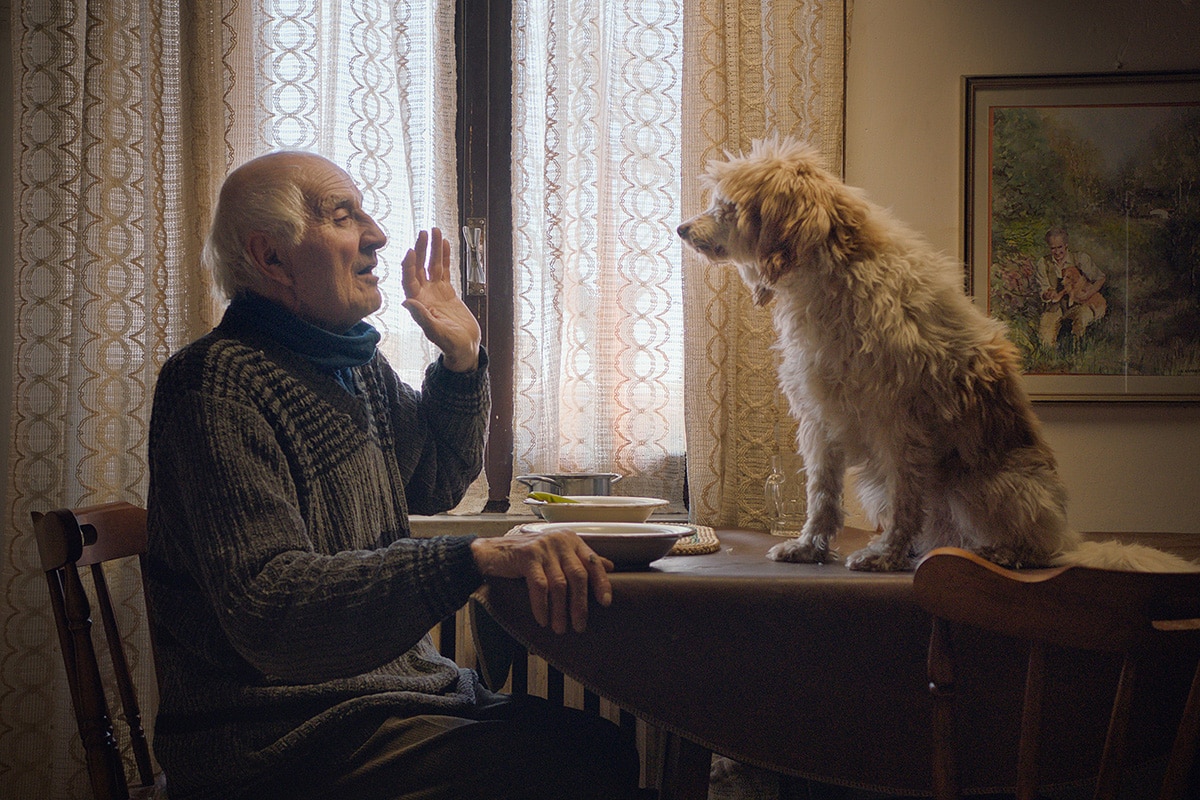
[{"x1": 715, "y1": 200, "x2": 736, "y2": 219}]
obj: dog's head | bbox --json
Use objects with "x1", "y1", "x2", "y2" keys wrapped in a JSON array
[{"x1": 677, "y1": 137, "x2": 871, "y2": 305}]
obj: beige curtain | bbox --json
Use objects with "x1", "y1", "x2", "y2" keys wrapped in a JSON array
[
  {"x1": 510, "y1": 1, "x2": 688, "y2": 508},
  {"x1": 507, "y1": 0, "x2": 845, "y2": 517},
  {"x1": 1, "y1": 0, "x2": 844, "y2": 794},
  {"x1": 0, "y1": 1, "x2": 457, "y2": 796},
  {"x1": 680, "y1": 0, "x2": 846, "y2": 529},
  {"x1": 1, "y1": 3, "x2": 222, "y2": 797}
]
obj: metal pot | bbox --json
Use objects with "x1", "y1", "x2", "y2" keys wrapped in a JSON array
[{"x1": 515, "y1": 472, "x2": 623, "y2": 497}]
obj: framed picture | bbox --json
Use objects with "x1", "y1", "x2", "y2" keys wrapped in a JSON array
[{"x1": 965, "y1": 71, "x2": 1200, "y2": 400}]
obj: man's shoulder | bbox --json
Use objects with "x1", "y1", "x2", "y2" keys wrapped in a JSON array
[
  {"x1": 162, "y1": 329, "x2": 251, "y2": 374},
  {"x1": 157, "y1": 330, "x2": 292, "y2": 400}
]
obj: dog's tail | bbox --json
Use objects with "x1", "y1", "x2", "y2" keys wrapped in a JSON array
[{"x1": 1051, "y1": 537, "x2": 1200, "y2": 572}]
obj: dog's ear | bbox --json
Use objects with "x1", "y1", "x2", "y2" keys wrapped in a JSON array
[
  {"x1": 757, "y1": 245, "x2": 792, "y2": 289},
  {"x1": 753, "y1": 169, "x2": 834, "y2": 272},
  {"x1": 754, "y1": 165, "x2": 872, "y2": 268},
  {"x1": 752, "y1": 283, "x2": 774, "y2": 306},
  {"x1": 824, "y1": 185, "x2": 872, "y2": 262}
]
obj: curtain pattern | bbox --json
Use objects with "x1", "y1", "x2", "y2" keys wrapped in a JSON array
[
  {"x1": 511, "y1": 0, "x2": 689, "y2": 508},
  {"x1": 248, "y1": 0, "x2": 460, "y2": 389},
  {"x1": 2, "y1": 3, "x2": 216, "y2": 796},
  {"x1": 2, "y1": 0, "x2": 843, "y2": 794},
  {"x1": 680, "y1": 0, "x2": 846, "y2": 529},
  {"x1": 1, "y1": 1, "x2": 457, "y2": 796},
  {"x1": 509, "y1": 0, "x2": 844, "y2": 518}
]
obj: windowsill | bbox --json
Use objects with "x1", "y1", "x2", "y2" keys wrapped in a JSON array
[{"x1": 409, "y1": 512, "x2": 690, "y2": 538}]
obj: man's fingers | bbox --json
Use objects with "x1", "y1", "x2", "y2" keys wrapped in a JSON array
[
  {"x1": 426, "y1": 227, "x2": 447, "y2": 283},
  {"x1": 524, "y1": 537, "x2": 602, "y2": 634},
  {"x1": 524, "y1": 561, "x2": 549, "y2": 629},
  {"x1": 402, "y1": 230, "x2": 431, "y2": 299},
  {"x1": 567, "y1": 558, "x2": 591, "y2": 633},
  {"x1": 401, "y1": 250, "x2": 418, "y2": 297},
  {"x1": 475, "y1": 531, "x2": 612, "y2": 635},
  {"x1": 542, "y1": 557, "x2": 570, "y2": 635},
  {"x1": 439, "y1": 234, "x2": 451, "y2": 282},
  {"x1": 584, "y1": 550, "x2": 614, "y2": 607}
]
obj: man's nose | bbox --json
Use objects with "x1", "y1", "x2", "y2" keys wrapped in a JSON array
[{"x1": 363, "y1": 217, "x2": 387, "y2": 251}]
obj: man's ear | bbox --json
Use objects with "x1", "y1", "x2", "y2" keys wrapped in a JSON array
[{"x1": 245, "y1": 230, "x2": 294, "y2": 287}]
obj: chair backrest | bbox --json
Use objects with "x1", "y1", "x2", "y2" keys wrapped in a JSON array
[
  {"x1": 34, "y1": 501, "x2": 161, "y2": 800},
  {"x1": 913, "y1": 546, "x2": 1200, "y2": 800}
]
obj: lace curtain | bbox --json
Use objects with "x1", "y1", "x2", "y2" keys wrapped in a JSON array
[
  {"x1": 681, "y1": 0, "x2": 846, "y2": 529},
  {"x1": 1, "y1": 1, "x2": 456, "y2": 796},
  {"x1": 510, "y1": 0, "x2": 846, "y2": 519},
  {"x1": 1, "y1": 0, "x2": 844, "y2": 795},
  {"x1": 511, "y1": 0, "x2": 688, "y2": 507}
]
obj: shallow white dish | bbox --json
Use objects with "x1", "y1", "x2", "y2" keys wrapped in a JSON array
[
  {"x1": 523, "y1": 495, "x2": 670, "y2": 523},
  {"x1": 519, "y1": 522, "x2": 692, "y2": 569}
]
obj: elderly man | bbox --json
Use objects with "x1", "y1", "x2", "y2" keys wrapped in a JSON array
[
  {"x1": 146, "y1": 151, "x2": 641, "y2": 799},
  {"x1": 1035, "y1": 226, "x2": 1106, "y2": 346}
]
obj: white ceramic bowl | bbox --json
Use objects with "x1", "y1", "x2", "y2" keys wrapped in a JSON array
[
  {"x1": 519, "y1": 521, "x2": 691, "y2": 569},
  {"x1": 523, "y1": 495, "x2": 670, "y2": 523}
]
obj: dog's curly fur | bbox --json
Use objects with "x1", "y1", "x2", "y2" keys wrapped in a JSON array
[{"x1": 678, "y1": 137, "x2": 1194, "y2": 572}]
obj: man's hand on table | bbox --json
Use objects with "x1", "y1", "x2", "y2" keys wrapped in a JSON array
[{"x1": 471, "y1": 532, "x2": 614, "y2": 634}]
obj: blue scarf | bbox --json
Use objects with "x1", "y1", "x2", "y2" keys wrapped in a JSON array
[{"x1": 225, "y1": 293, "x2": 381, "y2": 392}]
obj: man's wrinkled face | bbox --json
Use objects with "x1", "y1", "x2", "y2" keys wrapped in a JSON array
[
  {"x1": 278, "y1": 157, "x2": 388, "y2": 332},
  {"x1": 1048, "y1": 236, "x2": 1068, "y2": 264}
]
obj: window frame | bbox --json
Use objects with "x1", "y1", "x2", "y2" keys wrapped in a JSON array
[{"x1": 456, "y1": 0, "x2": 514, "y2": 511}]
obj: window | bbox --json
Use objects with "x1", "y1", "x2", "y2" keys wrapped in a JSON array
[
  {"x1": 463, "y1": 0, "x2": 687, "y2": 510},
  {"x1": 254, "y1": 0, "x2": 460, "y2": 389},
  {"x1": 257, "y1": 0, "x2": 687, "y2": 511}
]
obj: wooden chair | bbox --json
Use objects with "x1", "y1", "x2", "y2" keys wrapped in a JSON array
[
  {"x1": 913, "y1": 547, "x2": 1200, "y2": 800},
  {"x1": 34, "y1": 501, "x2": 165, "y2": 800}
]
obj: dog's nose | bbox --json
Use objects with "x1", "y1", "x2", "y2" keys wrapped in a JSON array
[{"x1": 676, "y1": 222, "x2": 691, "y2": 238}]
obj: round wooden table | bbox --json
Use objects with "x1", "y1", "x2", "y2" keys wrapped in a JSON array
[{"x1": 476, "y1": 527, "x2": 1196, "y2": 796}]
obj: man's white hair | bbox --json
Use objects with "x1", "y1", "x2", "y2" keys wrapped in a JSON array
[
  {"x1": 203, "y1": 152, "x2": 320, "y2": 299},
  {"x1": 1044, "y1": 226, "x2": 1069, "y2": 244}
]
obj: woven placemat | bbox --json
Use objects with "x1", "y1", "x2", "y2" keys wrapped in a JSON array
[
  {"x1": 669, "y1": 524, "x2": 720, "y2": 555},
  {"x1": 502, "y1": 523, "x2": 720, "y2": 556}
]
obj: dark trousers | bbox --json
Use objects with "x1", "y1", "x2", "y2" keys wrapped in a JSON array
[{"x1": 275, "y1": 693, "x2": 644, "y2": 800}]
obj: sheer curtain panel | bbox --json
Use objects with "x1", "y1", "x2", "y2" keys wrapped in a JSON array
[
  {"x1": 509, "y1": 0, "x2": 846, "y2": 520},
  {"x1": 680, "y1": 0, "x2": 846, "y2": 529},
  {"x1": 3, "y1": 2, "x2": 218, "y2": 797},
  {"x1": 511, "y1": 0, "x2": 688, "y2": 509},
  {"x1": 1, "y1": 2, "x2": 458, "y2": 797}
]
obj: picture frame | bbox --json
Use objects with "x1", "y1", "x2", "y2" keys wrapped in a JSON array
[{"x1": 964, "y1": 71, "x2": 1200, "y2": 401}]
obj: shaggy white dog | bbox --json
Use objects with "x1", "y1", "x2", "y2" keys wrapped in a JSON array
[{"x1": 678, "y1": 137, "x2": 1194, "y2": 572}]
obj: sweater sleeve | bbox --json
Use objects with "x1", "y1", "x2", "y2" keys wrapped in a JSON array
[
  {"x1": 148, "y1": 378, "x2": 484, "y2": 684},
  {"x1": 374, "y1": 347, "x2": 491, "y2": 516}
]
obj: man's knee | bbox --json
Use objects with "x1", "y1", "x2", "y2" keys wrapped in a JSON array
[{"x1": 324, "y1": 700, "x2": 641, "y2": 800}]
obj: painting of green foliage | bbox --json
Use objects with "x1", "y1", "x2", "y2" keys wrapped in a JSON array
[{"x1": 987, "y1": 103, "x2": 1200, "y2": 377}]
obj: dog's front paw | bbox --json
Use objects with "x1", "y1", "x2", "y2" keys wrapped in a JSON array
[
  {"x1": 767, "y1": 534, "x2": 832, "y2": 563},
  {"x1": 845, "y1": 542, "x2": 913, "y2": 572}
]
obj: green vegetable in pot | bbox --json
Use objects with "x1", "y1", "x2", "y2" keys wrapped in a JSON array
[{"x1": 528, "y1": 491, "x2": 579, "y2": 503}]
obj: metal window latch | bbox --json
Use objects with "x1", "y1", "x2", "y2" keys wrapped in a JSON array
[{"x1": 462, "y1": 219, "x2": 486, "y2": 296}]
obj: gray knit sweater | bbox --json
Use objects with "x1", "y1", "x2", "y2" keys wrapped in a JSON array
[{"x1": 146, "y1": 302, "x2": 490, "y2": 799}]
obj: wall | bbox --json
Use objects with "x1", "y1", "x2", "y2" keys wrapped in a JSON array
[{"x1": 844, "y1": 0, "x2": 1200, "y2": 532}]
